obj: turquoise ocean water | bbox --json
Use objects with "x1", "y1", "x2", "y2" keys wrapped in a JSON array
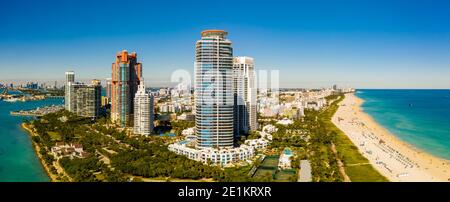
[
  {"x1": 356, "y1": 90, "x2": 450, "y2": 160},
  {"x1": 0, "y1": 94, "x2": 63, "y2": 182}
]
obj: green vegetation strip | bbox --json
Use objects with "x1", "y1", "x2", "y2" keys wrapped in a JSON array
[{"x1": 323, "y1": 95, "x2": 388, "y2": 182}]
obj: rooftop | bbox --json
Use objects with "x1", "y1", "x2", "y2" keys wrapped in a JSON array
[{"x1": 201, "y1": 30, "x2": 228, "y2": 38}]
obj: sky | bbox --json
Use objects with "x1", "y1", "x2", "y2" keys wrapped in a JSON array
[{"x1": 0, "y1": 0, "x2": 450, "y2": 88}]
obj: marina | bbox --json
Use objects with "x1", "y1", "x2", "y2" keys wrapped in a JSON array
[{"x1": 10, "y1": 105, "x2": 64, "y2": 117}]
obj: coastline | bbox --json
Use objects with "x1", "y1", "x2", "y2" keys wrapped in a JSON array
[
  {"x1": 332, "y1": 93, "x2": 450, "y2": 182},
  {"x1": 21, "y1": 123, "x2": 58, "y2": 182}
]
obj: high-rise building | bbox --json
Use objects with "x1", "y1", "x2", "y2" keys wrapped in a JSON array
[
  {"x1": 76, "y1": 80, "x2": 102, "y2": 118},
  {"x1": 332, "y1": 84, "x2": 338, "y2": 91},
  {"x1": 111, "y1": 50, "x2": 142, "y2": 127},
  {"x1": 233, "y1": 56, "x2": 258, "y2": 137},
  {"x1": 133, "y1": 80, "x2": 154, "y2": 136},
  {"x1": 66, "y1": 83, "x2": 83, "y2": 113},
  {"x1": 101, "y1": 96, "x2": 109, "y2": 107},
  {"x1": 66, "y1": 71, "x2": 75, "y2": 83},
  {"x1": 195, "y1": 30, "x2": 234, "y2": 148},
  {"x1": 106, "y1": 78, "x2": 112, "y2": 100},
  {"x1": 64, "y1": 71, "x2": 102, "y2": 118},
  {"x1": 65, "y1": 71, "x2": 76, "y2": 112},
  {"x1": 26, "y1": 82, "x2": 38, "y2": 89}
]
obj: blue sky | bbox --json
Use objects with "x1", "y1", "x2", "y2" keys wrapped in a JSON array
[{"x1": 0, "y1": 0, "x2": 450, "y2": 88}]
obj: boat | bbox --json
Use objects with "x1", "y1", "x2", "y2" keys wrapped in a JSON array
[{"x1": 4, "y1": 98, "x2": 19, "y2": 102}]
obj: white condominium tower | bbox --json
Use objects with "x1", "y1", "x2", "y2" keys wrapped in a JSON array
[
  {"x1": 133, "y1": 80, "x2": 154, "y2": 136},
  {"x1": 65, "y1": 71, "x2": 76, "y2": 112},
  {"x1": 233, "y1": 56, "x2": 258, "y2": 136},
  {"x1": 195, "y1": 30, "x2": 234, "y2": 148}
]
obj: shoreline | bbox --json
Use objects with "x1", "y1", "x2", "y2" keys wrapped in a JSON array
[
  {"x1": 333, "y1": 93, "x2": 449, "y2": 182},
  {"x1": 21, "y1": 123, "x2": 59, "y2": 182}
]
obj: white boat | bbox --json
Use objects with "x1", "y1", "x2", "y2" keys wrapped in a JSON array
[{"x1": 4, "y1": 98, "x2": 19, "y2": 102}]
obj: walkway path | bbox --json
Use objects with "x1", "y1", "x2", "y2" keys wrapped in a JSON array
[{"x1": 331, "y1": 142, "x2": 351, "y2": 182}]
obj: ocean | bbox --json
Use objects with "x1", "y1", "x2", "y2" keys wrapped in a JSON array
[
  {"x1": 356, "y1": 89, "x2": 450, "y2": 161},
  {"x1": 0, "y1": 96, "x2": 63, "y2": 182}
]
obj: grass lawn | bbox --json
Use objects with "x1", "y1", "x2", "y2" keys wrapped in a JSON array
[
  {"x1": 334, "y1": 132, "x2": 370, "y2": 164},
  {"x1": 254, "y1": 169, "x2": 275, "y2": 178},
  {"x1": 261, "y1": 157, "x2": 279, "y2": 168},
  {"x1": 95, "y1": 173, "x2": 106, "y2": 181},
  {"x1": 253, "y1": 156, "x2": 278, "y2": 179},
  {"x1": 252, "y1": 156, "x2": 297, "y2": 182},
  {"x1": 345, "y1": 164, "x2": 388, "y2": 182},
  {"x1": 47, "y1": 131, "x2": 62, "y2": 141},
  {"x1": 274, "y1": 170, "x2": 296, "y2": 182}
]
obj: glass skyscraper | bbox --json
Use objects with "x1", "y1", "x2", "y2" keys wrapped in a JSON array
[
  {"x1": 195, "y1": 30, "x2": 234, "y2": 148},
  {"x1": 111, "y1": 50, "x2": 142, "y2": 127}
]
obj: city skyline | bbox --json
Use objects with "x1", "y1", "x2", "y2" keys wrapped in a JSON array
[{"x1": 1, "y1": 0, "x2": 450, "y2": 89}]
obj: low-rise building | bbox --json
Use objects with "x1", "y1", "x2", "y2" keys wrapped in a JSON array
[
  {"x1": 181, "y1": 127, "x2": 195, "y2": 136},
  {"x1": 263, "y1": 124, "x2": 278, "y2": 134},
  {"x1": 177, "y1": 113, "x2": 195, "y2": 121},
  {"x1": 278, "y1": 148, "x2": 294, "y2": 169},
  {"x1": 260, "y1": 131, "x2": 273, "y2": 141},
  {"x1": 168, "y1": 140, "x2": 256, "y2": 166},
  {"x1": 51, "y1": 143, "x2": 87, "y2": 160},
  {"x1": 244, "y1": 138, "x2": 269, "y2": 150},
  {"x1": 277, "y1": 118, "x2": 294, "y2": 126}
]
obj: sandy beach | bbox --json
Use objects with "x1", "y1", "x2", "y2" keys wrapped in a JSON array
[{"x1": 332, "y1": 93, "x2": 450, "y2": 182}]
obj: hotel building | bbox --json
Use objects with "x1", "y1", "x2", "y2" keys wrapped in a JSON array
[
  {"x1": 133, "y1": 80, "x2": 154, "y2": 136},
  {"x1": 111, "y1": 50, "x2": 142, "y2": 127},
  {"x1": 233, "y1": 56, "x2": 258, "y2": 137},
  {"x1": 195, "y1": 30, "x2": 234, "y2": 148}
]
